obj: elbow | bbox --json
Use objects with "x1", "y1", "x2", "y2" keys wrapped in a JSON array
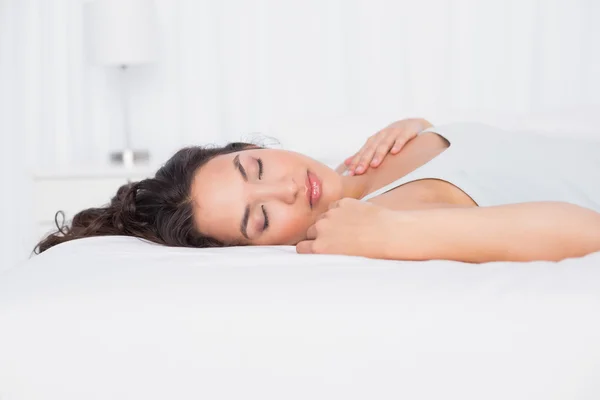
[{"x1": 554, "y1": 202, "x2": 600, "y2": 260}]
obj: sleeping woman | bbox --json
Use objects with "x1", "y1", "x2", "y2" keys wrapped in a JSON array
[{"x1": 34, "y1": 118, "x2": 600, "y2": 263}]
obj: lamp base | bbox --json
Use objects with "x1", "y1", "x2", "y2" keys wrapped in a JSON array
[{"x1": 110, "y1": 149, "x2": 150, "y2": 168}]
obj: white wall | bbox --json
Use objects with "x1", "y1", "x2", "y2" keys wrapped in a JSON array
[{"x1": 1, "y1": 0, "x2": 599, "y2": 272}]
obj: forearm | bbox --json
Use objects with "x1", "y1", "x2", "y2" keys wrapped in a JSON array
[{"x1": 393, "y1": 202, "x2": 600, "y2": 263}]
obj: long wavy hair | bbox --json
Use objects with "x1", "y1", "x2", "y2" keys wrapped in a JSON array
[{"x1": 33, "y1": 142, "x2": 256, "y2": 254}]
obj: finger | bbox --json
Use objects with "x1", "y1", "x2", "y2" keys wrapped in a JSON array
[
  {"x1": 337, "y1": 197, "x2": 358, "y2": 208},
  {"x1": 331, "y1": 198, "x2": 360, "y2": 213},
  {"x1": 347, "y1": 151, "x2": 363, "y2": 175},
  {"x1": 316, "y1": 211, "x2": 329, "y2": 221},
  {"x1": 355, "y1": 142, "x2": 380, "y2": 174},
  {"x1": 296, "y1": 240, "x2": 314, "y2": 254},
  {"x1": 305, "y1": 223, "x2": 318, "y2": 239},
  {"x1": 370, "y1": 135, "x2": 397, "y2": 167},
  {"x1": 328, "y1": 200, "x2": 341, "y2": 210},
  {"x1": 344, "y1": 155, "x2": 355, "y2": 165},
  {"x1": 349, "y1": 135, "x2": 377, "y2": 173},
  {"x1": 390, "y1": 133, "x2": 415, "y2": 154}
]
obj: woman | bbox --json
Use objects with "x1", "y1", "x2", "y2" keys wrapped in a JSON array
[{"x1": 35, "y1": 118, "x2": 600, "y2": 263}]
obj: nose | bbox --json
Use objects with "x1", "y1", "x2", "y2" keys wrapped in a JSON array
[{"x1": 251, "y1": 177, "x2": 299, "y2": 204}]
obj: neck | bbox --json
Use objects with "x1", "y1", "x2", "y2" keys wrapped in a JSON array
[{"x1": 340, "y1": 174, "x2": 372, "y2": 200}]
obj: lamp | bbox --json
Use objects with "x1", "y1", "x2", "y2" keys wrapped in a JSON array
[{"x1": 85, "y1": 0, "x2": 158, "y2": 167}]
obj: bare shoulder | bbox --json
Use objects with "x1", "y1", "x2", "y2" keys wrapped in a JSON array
[{"x1": 358, "y1": 132, "x2": 476, "y2": 208}]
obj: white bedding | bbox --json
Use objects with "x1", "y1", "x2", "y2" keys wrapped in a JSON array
[{"x1": 1, "y1": 236, "x2": 600, "y2": 400}]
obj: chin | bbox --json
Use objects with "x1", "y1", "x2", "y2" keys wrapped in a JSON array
[{"x1": 318, "y1": 168, "x2": 343, "y2": 205}]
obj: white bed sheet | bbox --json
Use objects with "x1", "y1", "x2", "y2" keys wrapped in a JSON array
[{"x1": 1, "y1": 236, "x2": 600, "y2": 400}]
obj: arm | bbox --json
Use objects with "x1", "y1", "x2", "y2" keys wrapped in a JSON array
[
  {"x1": 339, "y1": 118, "x2": 433, "y2": 175},
  {"x1": 393, "y1": 202, "x2": 600, "y2": 263}
]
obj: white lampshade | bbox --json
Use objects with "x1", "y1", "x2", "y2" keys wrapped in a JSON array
[{"x1": 85, "y1": 0, "x2": 158, "y2": 66}]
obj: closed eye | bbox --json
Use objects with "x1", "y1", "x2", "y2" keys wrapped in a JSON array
[
  {"x1": 257, "y1": 158, "x2": 264, "y2": 179},
  {"x1": 261, "y1": 205, "x2": 269, "y2": 230}
]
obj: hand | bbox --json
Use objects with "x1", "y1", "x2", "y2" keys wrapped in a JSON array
[
  {"x1": 344, "y1": 118, "x2": 432, "y2": 175},
  {"x1": 296, "y1": 198, "x2": 418, "y2": 259}
]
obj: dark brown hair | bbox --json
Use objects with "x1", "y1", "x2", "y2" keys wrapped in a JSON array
[{"x1": 34, "y1": 142, "x2": 256, "y2": 254}]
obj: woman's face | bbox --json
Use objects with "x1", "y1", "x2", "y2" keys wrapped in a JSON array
[{"x1": 191, "y1": 148, "x2": 343, "y2": 245}]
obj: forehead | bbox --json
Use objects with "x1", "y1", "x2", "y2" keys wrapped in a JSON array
[{"x1": 190, "y1": 152, "x2": 243, "y2": 242}]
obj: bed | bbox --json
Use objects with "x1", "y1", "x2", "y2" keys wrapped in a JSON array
[{"x1": 1, "y1": 236, "x2": 599, "y2": 399}]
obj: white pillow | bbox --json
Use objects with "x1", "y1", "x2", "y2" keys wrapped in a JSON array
[{"x1": 1, "y1": 236, "x2": 600, "y2": 400}]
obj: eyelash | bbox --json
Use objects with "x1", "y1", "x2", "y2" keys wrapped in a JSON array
[
  {"x1": 255, "y1": 158, "x2": 269, "y2": 231},
  {"x1": 261, "y1": 205, "x2": 269, "y2": 230},
  {"x1": 257, "y1": 158, "x2": 264, "y2": 179}
]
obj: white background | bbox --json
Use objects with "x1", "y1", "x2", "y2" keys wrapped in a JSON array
[{"x1": 1, "y1": 0, "x2": 599, "y2": 272}]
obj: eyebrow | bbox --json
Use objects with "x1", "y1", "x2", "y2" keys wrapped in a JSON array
[{"x1": 233, "y1": 155, "x2": 250, "y2": 239}]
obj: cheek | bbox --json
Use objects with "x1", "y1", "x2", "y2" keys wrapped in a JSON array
[{"x1": 269, "y1": 208, "x2": 313, "y2": 245}]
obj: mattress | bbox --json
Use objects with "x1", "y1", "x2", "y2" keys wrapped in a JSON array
[{"x1": 1, "y1": 236, "x2": 599, "y2": 400}]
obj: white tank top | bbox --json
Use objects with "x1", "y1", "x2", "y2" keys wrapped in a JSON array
[{"x1": 360, "y1": 122, "x2": 600, "y2": 213}]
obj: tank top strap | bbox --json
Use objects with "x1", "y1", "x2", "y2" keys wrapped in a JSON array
[{"x1": 419, "y1": 123, "x2": 461, "y2": 146}]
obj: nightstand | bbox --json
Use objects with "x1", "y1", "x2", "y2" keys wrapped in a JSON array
[{"x1": 32, "y1": 166, "x2": 158, "y2": 240}]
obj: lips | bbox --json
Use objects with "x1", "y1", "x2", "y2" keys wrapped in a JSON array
[{"x1": 306, "y1": 170, "x2": 322, "y2": 209}]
